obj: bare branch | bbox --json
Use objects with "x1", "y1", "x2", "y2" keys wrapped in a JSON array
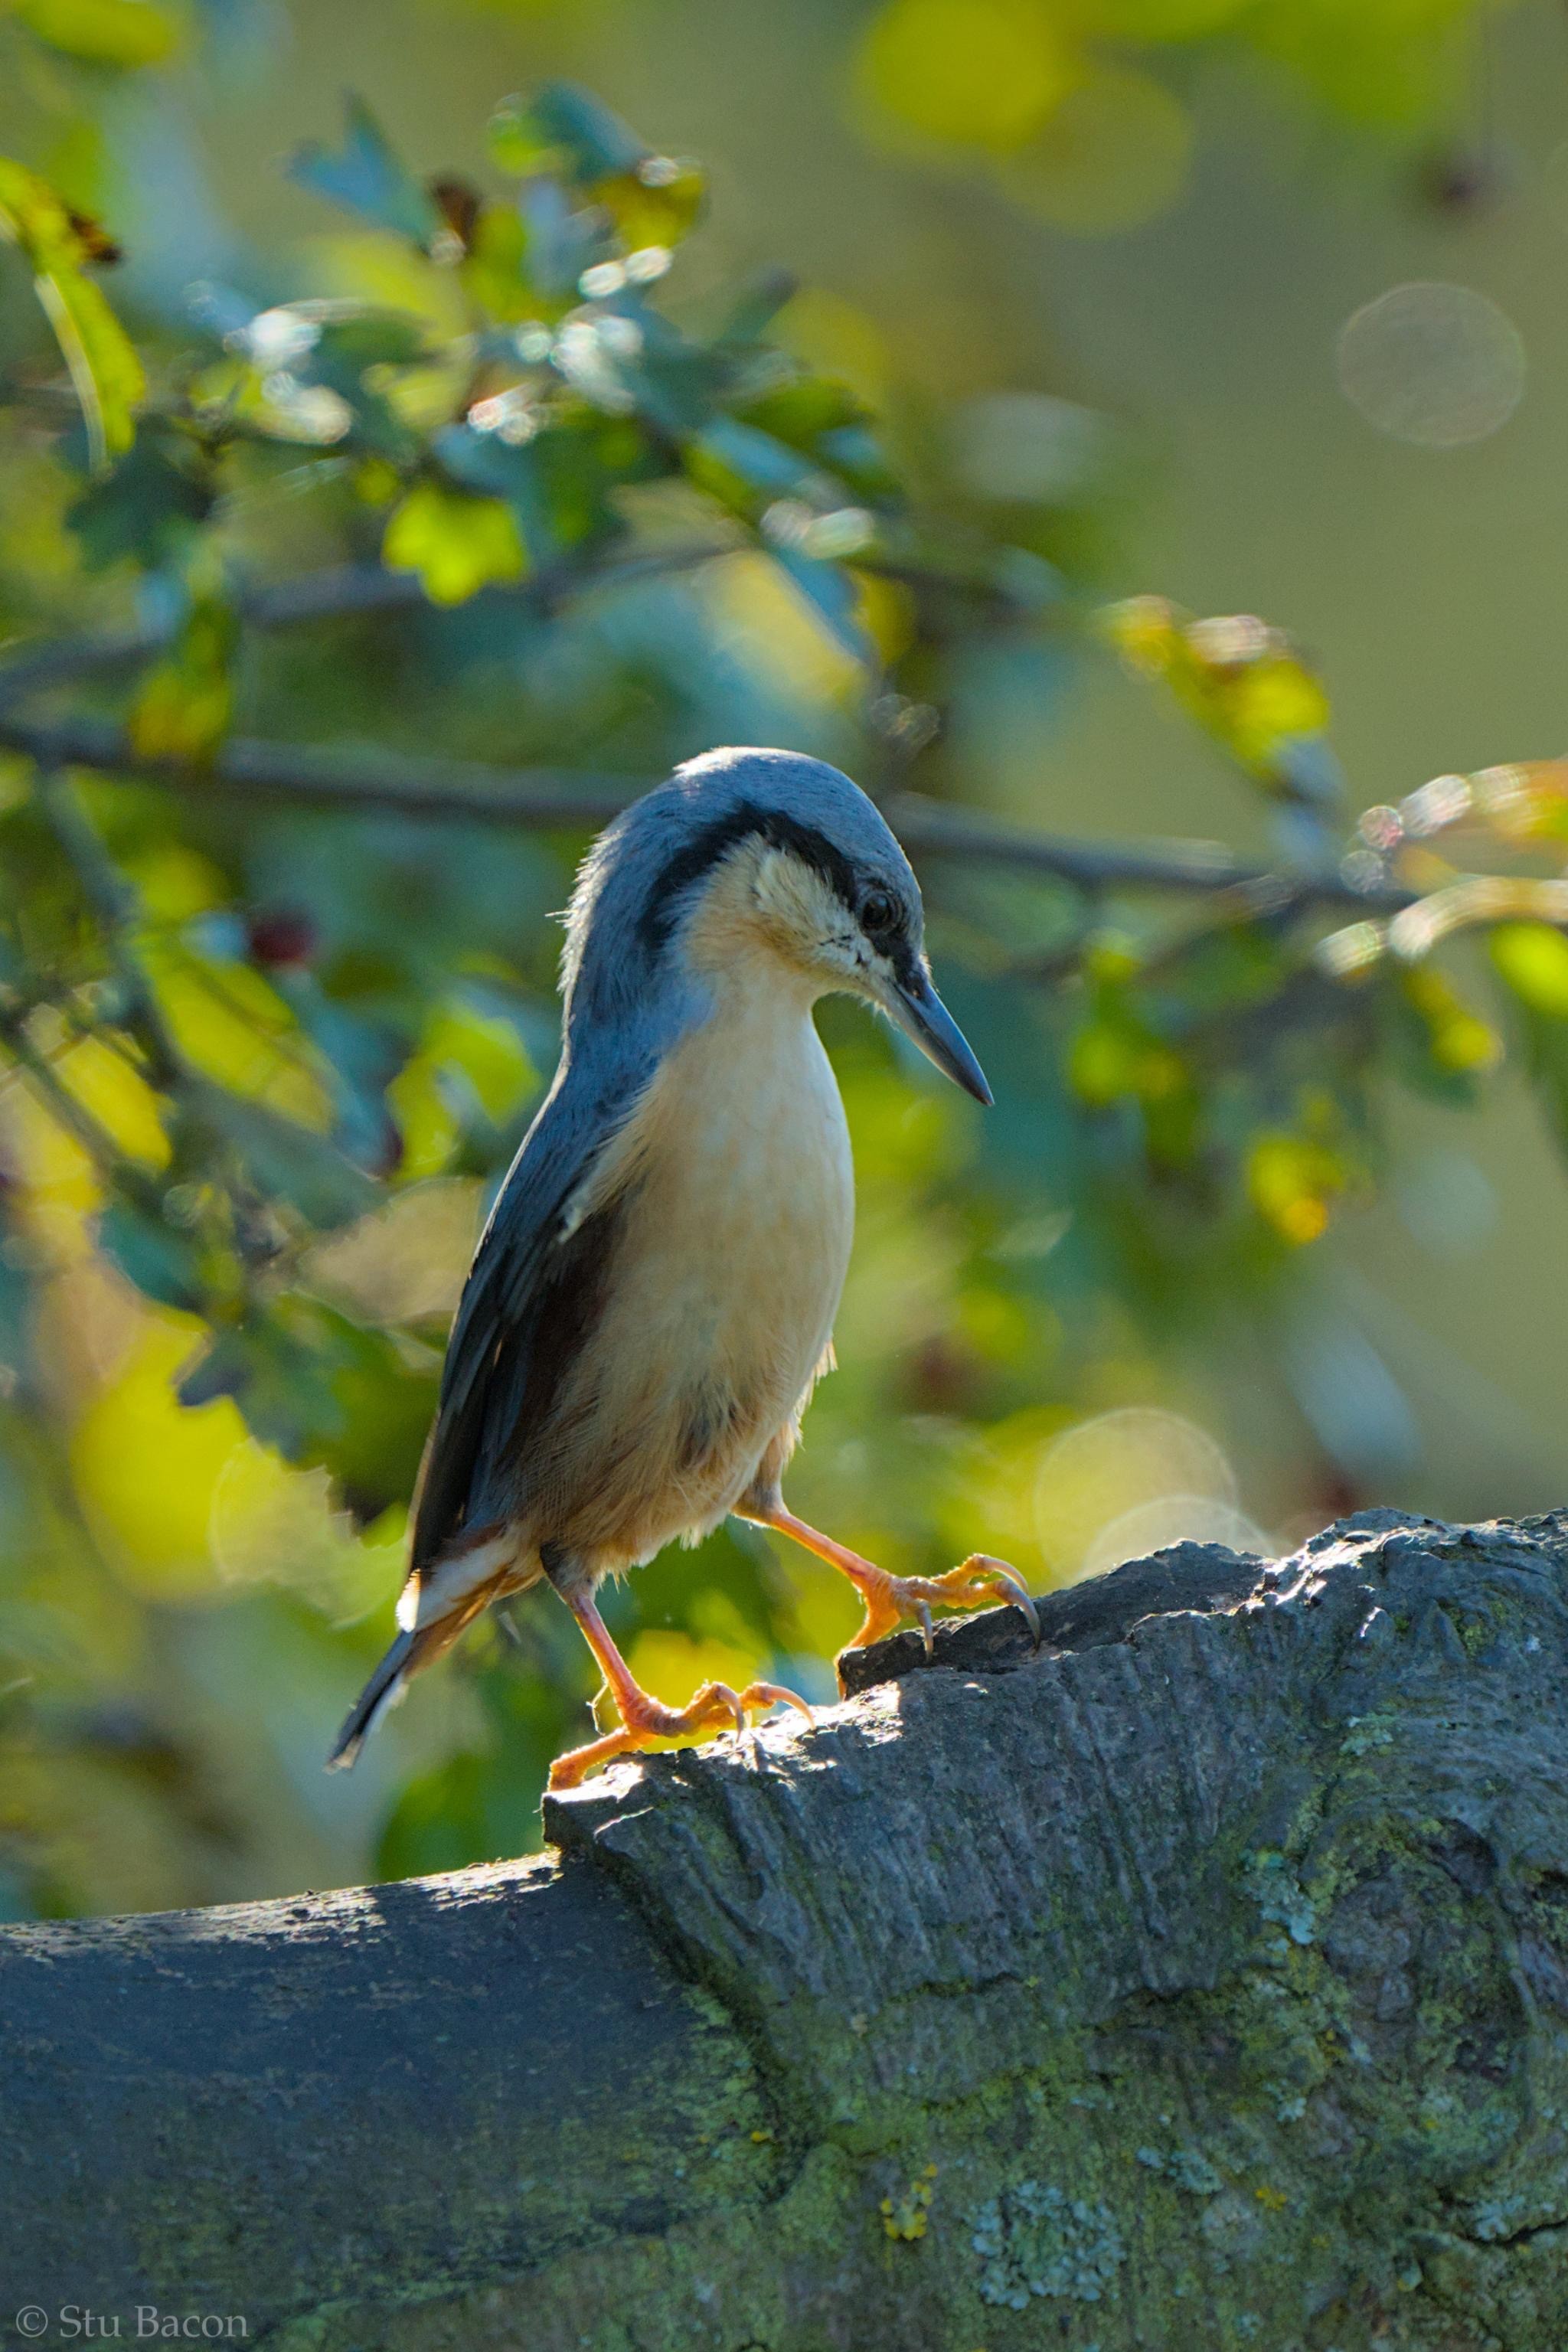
[{"x1": 0, "y1": 697, "x2": 1411, "y2": 906}]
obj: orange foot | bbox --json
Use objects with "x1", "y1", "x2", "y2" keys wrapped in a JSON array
[
  {"x1": 547, "y1": 1674, "x2": 813, "y2": 1792},
  {"x1": 843, "y1": 1554, "x2": 1040, "y2": 1657},
  {"x1": 739, "y1": 1504, "x2": 1040, "y2": 1671}
]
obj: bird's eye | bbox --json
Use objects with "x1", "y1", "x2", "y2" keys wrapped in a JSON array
[{"x1": 859, "y1": 887, "x2": 899, "y2": 939}]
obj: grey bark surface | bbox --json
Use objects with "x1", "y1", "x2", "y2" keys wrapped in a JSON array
[{"x1": 2, "y1": 1511, "x2": 1566, "y2": 2351}]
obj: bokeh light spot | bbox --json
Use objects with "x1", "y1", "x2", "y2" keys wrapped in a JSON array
[
  {"x1": 1336, "y1": 282, "x2": 1524, "y2": 448},
  {"x1": 954, "y1": 390, "x2": 1112, "y2": 504},
  {"x1": 997, "y1": 61, "x2": 1192, "y2": 234},
  {"x1": 1081, "y1": 1494, "x2": 1269, "y2": 1580},
  {"x1": 1034, "y1": 1406, "x2": 1238, "y2": 1577}
]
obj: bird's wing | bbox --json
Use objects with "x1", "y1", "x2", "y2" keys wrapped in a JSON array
[{"x1": 406, "y1": 1048, "x2": 655, "y2": 1585}]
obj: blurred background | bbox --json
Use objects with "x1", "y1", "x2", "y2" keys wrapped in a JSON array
[{"x1": 3, "y1": 0, "x2": 1568, "y2": 1918}]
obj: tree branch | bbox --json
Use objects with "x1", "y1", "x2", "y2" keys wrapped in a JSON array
[
  {"x1": 0, "y1": 560, "x2": 1407, "y2": 909},
  {"x1": 2, "y1": 1511, "x2": 1564, "y2": 2348},
  {"x1": 0, "y1": 695, "x2": 1405, "y2": 909}
]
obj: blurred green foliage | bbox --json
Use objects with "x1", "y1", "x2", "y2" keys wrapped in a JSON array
[
  {"x1": 0, "y1": 0, "x2": 1561, "y2": 1919},
  {"x1": 851, "y1": 0, "x2": 1518, "y2": 226}
]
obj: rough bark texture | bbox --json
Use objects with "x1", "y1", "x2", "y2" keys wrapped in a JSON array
[{"x1": 3, "y1": 1510, "x2": 1567, "y2": 2350}]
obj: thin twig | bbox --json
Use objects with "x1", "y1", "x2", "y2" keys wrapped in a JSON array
[
  {"x1": 0, "y1": 1011, "x2": 150, "y2": 1187},
  {"x1": 2, "y1": 709, "x2": 647, "y2": 828},
  {"x1": 0, "y1": 702, "x2": 1415, "y2": 910},
  {"x1": 0, "y1": 544, "x2": 737, "y2": 714},
  {"x1": 33, "y1": 768, "x2": 185, "y2": 1085}
]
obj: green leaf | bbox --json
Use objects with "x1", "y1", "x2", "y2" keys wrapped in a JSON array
[
  {"x1": 490, "y1": 83, "x2": 648, "y2": 182},
  {"x1": 180, "y1": 1298, "x2": 439, "y2": 1519},
  {"x1": 373, "y1": 1707, "x2": 559, "y2": 1874},
  {"x1": 12, "y1": 0, "x2": 178, "y2": 67},
  {"x1": 488, "y1": 83, "x2": 705, "y2": 252},
  {"x1": 383, "y1": 479, "x2": 528, "y2": 606},
  {"x1": 193, "y1": 1090, "x2": 380, "y2": 1232},
  {"x1": 375, "y1": 1753, "x2": 496, "y2": 1879},
  {"x1": 286, "y1": 309, "x2": 430, "y2": 464},
  {"x1": 128, "y1": 587, "x2": 237, "y2": 762},
  {"x1": 97, "y1": 1200, "x2": 211, "y2": 1315},
  {"x1": 459, "y1": 200, "x2": 534, "y2": 323},
  {"x1": 288, "y1": 94, "x2": 441, "y2": 248},
  {"x1": 67, "y1": 424, "x2": 217, "y2": 571},
  {"x1": 0, "y1": 156, "x2": 143, "y2": 468}
]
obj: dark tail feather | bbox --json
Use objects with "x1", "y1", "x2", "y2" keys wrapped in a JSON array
[{"x1": 328, "y1": 1628, "x2": 416, "y2": 1771}]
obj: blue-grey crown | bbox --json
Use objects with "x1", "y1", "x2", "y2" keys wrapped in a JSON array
[{"x1": 561, "y1": 747, "x2": 923, "y2": 1033}]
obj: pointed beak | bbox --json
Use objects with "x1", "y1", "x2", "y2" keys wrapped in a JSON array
[{"x1": 884, "y1": 968, "x2": 992, "y2": 1106}]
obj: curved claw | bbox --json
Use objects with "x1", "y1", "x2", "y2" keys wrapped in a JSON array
[
  {"x1": 710, "y1": 1684, "x2": 748, "y2": 1740},
  {"x1": 913, "y1": 1599, "x2": 935, "y2": 1658},
  {"x1": 740, "y1": 1679, "x2": 815, "y2": 1726},
  {"x1": 971, "y1": 1556, "x2": 1041, "y2": 1648}
]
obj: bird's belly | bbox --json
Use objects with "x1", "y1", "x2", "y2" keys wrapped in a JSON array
[{"x1": 550, "y1": 1001, "x2": 853, "y2": 1563}]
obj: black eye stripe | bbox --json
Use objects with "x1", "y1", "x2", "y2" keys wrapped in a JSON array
[{"x1": 638, "y1": 801, "x2": 863, "y2": 952}]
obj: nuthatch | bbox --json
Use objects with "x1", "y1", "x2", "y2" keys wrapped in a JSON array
[{"x1": 331, "y1": 747, "x2": 1036, "y2": 1788}]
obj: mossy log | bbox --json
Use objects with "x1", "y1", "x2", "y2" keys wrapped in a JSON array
[{"x1": 3, "y1": 1510, "x2": 1568, "y2": 2350}]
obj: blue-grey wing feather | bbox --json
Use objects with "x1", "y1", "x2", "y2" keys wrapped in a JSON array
[
  {"x1": 407, "y1": 942, "x2": 711, "y2": 1576},
  {"x1": 409, "y1": 1044, "x2": 655, "y2": 1575}
]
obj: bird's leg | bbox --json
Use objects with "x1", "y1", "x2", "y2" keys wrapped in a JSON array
[
  {"x1": 546, "y1": 1583, "x2": 812, "y2": 1792},
  {"x1": 746, "y1": 1502, "x2": 1039, "y2": 1667}
]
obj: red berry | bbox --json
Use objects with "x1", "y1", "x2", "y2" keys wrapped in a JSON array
[{"x1": 246, "y1": 908, "x2": 317, "y2": 969}]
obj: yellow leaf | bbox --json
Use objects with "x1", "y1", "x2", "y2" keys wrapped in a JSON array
[
  {"x1": 0, "y1": 155, "x2": 143, "y2": 466},
  {"x1": 127, "y1": 591, "x2": 236, "y2": 762},
  {"x1": 1068, "y1": 1020, "x2": 1138, "y2": 1105},
  {"x1": 1244, "y1": 0, "x2": 1474, "y2": 129},
  {"x1": 71, "y1": 1319, "x2": 248, "y2": 1602},
  {"x1": 1491, "y1": 922, "x2": 1568, "y2": 1020},
  {"x1": 1222, "y1": 654, "x2": 1331, "y2": 769},
  {"x1": 854, "y1": 0, "x2": 1079, "y2": 155},
  {"x1": 590, "y1": 158, "x2": 706, "y2": 255},
  {"x1": 383, "y1": 479, "x2": 528, "y2": 606},
  {"x1": 420, "y1": 999, "x2": 536, "y2": 1124},
  {"x1": 1246, "y1": 1132, "x2": 1344, "y2": 1246},
  {"x1": 128, "y1": 662, "x2": 232, "y2": 760},
  {"x1": 56, "y1": 1033, "x2": 168, "y2": 1167},
  {"x1": 1106, "y1": 595, "x2": 1336, "y2": 790},
  {"x1": 13, "y1": 0, "x2": 179, "y2": 67},
  {"x1": 624, "y1": 1630, "x2": 765, "y2": 1712},
  {"x1": 144, "y1": 949, "x2": 330, "y2": 1127},
  {"x1": 849, "y1": 567, "x2": 917, "y2": 665},
  {"x1": 1401, "y1": 965, "x2": 1501, "y2": 1073},
  {"x1": 459, "y1": 202, "x2": 535, "y2": 325},
  {"x1": 1099, "y1": 593, "x2": 1181, "y2": 676},
  {"x1": 387, "y1": 996, "x2": 537, "y2": 1178}
]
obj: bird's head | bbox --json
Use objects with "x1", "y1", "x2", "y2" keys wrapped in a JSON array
[{"x1": 564, "y1": 747, "x2": 991, "y2": 1105}]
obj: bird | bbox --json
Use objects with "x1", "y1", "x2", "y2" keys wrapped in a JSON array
[{"x1": 330, "y1": 746, "x2": 1037, "y2": 1790}]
